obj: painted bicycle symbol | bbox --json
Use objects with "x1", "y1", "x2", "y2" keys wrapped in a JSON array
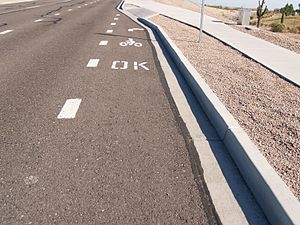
[{"x1": 119, "y1": 38, "x2": 142, "y2": 47}]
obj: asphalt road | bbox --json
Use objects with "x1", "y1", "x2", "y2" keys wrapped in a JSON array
[{"x1": 0, "y1": 0, "x2": 219, "y2": 224}]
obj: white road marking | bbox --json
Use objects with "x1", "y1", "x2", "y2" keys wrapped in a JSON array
[
  {"x1": 0, "y1": 0, "x2": 34, "y2": 5},
  {"x1": 54, "y1": 13, "x2": 60, "y2": 16},
  {"x1": 57, "y1": 98, "x2": 82, "y2": 119},
  {"x1": 128, "y1": 28, "x2": 144, "y2": 32},
  {"x1": 116, "y1": 13, "x2": 120, "y2": 16},
  {"x1": 111, "y1": 61, "x2": 128, "y2": 70},
  {"x1": 119, "y1": 38, "x2": 142, "y2": 47},
  {"x1": 86, "y1": 59, "x2": 100, "y2": 67},
  {"x1": 78, "y1": 6, "x2": 81, "y2": 8},
  {"x1": 114, "y1": 17, "x2": 118, "y2": 20},
  {"x1": 34, "y1": 19, "x2": 43, "y2": 22},
  {"x1": 110, "y1": 22, "x2": 116, "y2": 26},
  {"x1": 134, "y1": 61, "x2": 149, "y2": 71},
  {"x1": 84, "y1": 3, "x2": 88, "y2": 5},
  {"x1": 106, "y1": 29, "x2": 113, "y2": 33},
  {"x1": 68, "y1": 8, "x2": 73, "y2": 11},
  {"x1": 0, "y1": 29, "x2": 13, "y2": 34},
  {"x1": 28, "y1": 5, "x2": 40, "y2": 9},
  {"x1": 99, "y1": 40, "x2": 108, "y2": 46}
]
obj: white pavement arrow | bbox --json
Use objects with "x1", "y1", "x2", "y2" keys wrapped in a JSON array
[{"x1": 134, "y1": 62, "x2": 149, "y2": 71}]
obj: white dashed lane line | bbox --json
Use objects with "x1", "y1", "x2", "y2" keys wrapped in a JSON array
[
  {"x1": 116, "y1": 14, "x2": 120, "y2": 16},
  {"x1": 128, "y1": 28, "x2": 144, "y2": 32},
  {"x1": 0, "y1": 30, "x2": 13, "y2": 34},
  {"x1": 56, "y1": 8, "x2": 119, "y2": 121},
  {"x1": 78, "y1": 6, "x2": 81, "y2": 8},
  {"x1": 99, "y1": 40, "x2": 108, "y2": 46},
  {"x1": 68, "y1": 9, "x2": 73, "y2": 11},
  {"x1": 86, "y1": 59, "x2": 100, "y2": 67},
  {"x1": 57, "y1": 98, "x2": 82, "y2": 119},
  {"x1": 114, "y1": 18, "x2": 118, "y2": 21},
  {"x1": 34, "y1": 19, "x2": 43, "y2": 22}
]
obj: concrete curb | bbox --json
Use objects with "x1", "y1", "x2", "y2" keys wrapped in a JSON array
[{"x1": 137, "y1": 18, "x2": 300, "y2": 225}]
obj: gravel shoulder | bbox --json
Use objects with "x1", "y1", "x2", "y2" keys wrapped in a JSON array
[
  {"x1": 150, "y1": 15, "x2": 300, "y2": 201},
  {"x1": 233, "y1": 25, "x2": 300, "y2": 55}
]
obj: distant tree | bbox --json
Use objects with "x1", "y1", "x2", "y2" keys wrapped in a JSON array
[
  {"x1": 290, "y1": 4, "x2": 295, "y2": 15},
  {"x1": 273, "y1": 8, "x2": 280, "y2": 13},
  {"x1": 257, "y1": 0, "x2": 268, "y2": 27},
  {"x1": 280, "y1": 4, "x2": 294, "y2": 23}
]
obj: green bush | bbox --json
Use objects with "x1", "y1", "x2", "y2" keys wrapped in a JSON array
[{"x1": 271, "y1": 23, "x2": 285, "y2": 32}]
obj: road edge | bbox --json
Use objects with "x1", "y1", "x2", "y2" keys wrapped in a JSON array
[
  {"x1": 115, "y1": 3, "x2": 223, "y2": 225},
  {"x1": 116, "y1": 2, "x2": 267, "y2": 225}
]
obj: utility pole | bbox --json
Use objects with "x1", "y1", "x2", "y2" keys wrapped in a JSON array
[{"x1": 198, "y1": 0, "x2": 205, "y2": 42}]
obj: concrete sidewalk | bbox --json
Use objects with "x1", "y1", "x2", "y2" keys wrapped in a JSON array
[{"x1": 125, "y1": 0, "x2": 300, "y2": 87}]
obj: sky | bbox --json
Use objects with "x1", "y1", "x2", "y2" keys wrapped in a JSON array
[{"x1": 194, "y1": 0, "x2": 300, "y2": 9}]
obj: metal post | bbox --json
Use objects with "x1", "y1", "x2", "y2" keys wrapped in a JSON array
[{"x1": 198, "y1": 0, "x2": 205, "y2": 42}]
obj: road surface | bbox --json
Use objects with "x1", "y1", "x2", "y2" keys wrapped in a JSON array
[{"x1": 0, "y1": 0, "x2": 219, "y2": 224}]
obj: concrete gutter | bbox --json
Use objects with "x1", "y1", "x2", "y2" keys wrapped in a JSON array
[{"x1": 137, "y1": 18, "x2": 300, "y2": 225}]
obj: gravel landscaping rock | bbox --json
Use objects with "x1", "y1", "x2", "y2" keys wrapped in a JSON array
[
  {"x1": 151, "y1": 15, "x2": 300, "y2": 201},
  {"x1": 233, "y1": 25, "x2": 300, "y2": 55}
]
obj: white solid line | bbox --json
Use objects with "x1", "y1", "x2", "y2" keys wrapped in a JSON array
[
  {"x1": 99, "y1": 40, "x2": 108, "y2": 46},
  {"x1": 68, "y1": 8, "x2": 72, "y2": 11},
  {"x1": 34, "y1": 19, "x2": 43, "y2": 22},
  {"x1": 86, "y1": 59, "x2": 99, "y2": 67},
  {"x1": 106, "y1": 30, "x2": 113, "y2": 33},
  {"x1": 55, "y1": 13, "x2": 60, "y2": 16},
  {"x1": 110, "y1": 22, "x2": 116, "y2": 26},
  {"x1": 114, "y1": 18, "x2": 118, "y2": 20},
  {"x1": 57, "y1": 98, "x2": 82, "y2": 119},
  {"x1": 0, "y1": 29, "x2": 13, "y2": 34}
]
